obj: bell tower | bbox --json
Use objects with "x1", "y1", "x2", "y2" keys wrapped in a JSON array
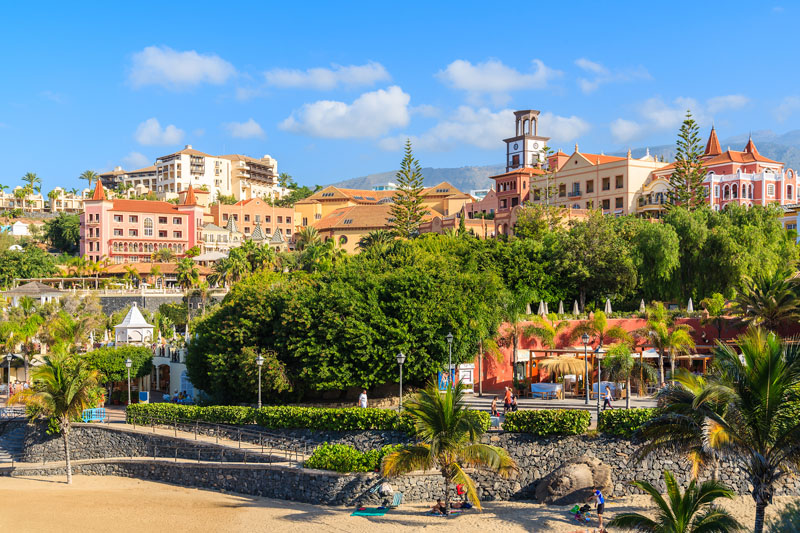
[{"x1": 503, "y1": 110, "x2": 550, "y2": 172}]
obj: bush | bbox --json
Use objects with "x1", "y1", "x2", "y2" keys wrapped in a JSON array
[
  {"x1": 503, "y1": 409, "x2": 590, "y2": 435},
  {"x1": 304, "y1": 443, "x2": 403, "y2": 473},
  {"x1": 598, "y1": 408, "x2": 658, "y2": 438},
  {"x1": 126, "y1": 403, "x2": 490, "y2": 435}
]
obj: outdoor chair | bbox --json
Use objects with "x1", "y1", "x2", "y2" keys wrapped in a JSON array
[{"x1": 389, "y1": 492, "x2": 403, "y2": 508}]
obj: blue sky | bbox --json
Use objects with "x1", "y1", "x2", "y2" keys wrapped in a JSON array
[{"x1": 1, "y1": 1, "x2": 799, "y2": 191}]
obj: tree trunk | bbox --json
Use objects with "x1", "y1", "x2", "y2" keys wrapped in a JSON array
[
  {"x1": 754, "y1": 500, "x2": 767, "y2": 533},
  {"x1": 62, "y1": 424, "x2": 73, "y2": 484},
  {"x1": 670, "y1": 354, "x2": 675, "y2": 385},
  {"x1": 478, "y1": 340, "x2": 483, "y2": 397},
  {"x1": 658, "y1": 349, "x2": 665, "y2": 386},
  {"x1": 443, "y1": 474, "x2": 450, "y2": 516},
  {"x1": 626, "y1": 377, "x2": 630, "y2": 409}
]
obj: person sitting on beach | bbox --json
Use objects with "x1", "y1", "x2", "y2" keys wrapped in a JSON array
[
  {"x1": 450, "y1": 500, "x2": 472, "y2": 510},
  {"x1": 430, "y1": 498, "x2": 447, "y2": 515},
  {"x1": 490, "y1": 396, "x2": 498, "y2": 417}
]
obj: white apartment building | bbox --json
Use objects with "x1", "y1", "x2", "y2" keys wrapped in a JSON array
[
  {"x1": 219, "y1": 154, "x2": 286, "y2": 201},
  {"x1": 155, "y1": 146, "x2": 233, "y2": 201},
  {"x1": 48, "y1": 187, "x2": 90, "y2": 213},
  {"x1": 99, "y1": 165, "x2": 158, "y2": 192}
]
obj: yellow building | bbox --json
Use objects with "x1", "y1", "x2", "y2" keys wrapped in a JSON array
[{"x1": 313, "y1": 204, "x2": 399, "y2": 254}]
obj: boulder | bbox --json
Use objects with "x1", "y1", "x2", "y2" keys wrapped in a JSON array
[{"x1": 534, "y1": 455, "x2": 612, "y2": 505}]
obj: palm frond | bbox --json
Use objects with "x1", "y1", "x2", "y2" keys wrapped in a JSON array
[{"x1": 380, "y1": 445, "x2": 433, "y2": 477}]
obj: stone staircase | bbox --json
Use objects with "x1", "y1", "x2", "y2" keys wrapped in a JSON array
[{"x1": 0, "y1": 423, "x2": 26, "y2": 463}]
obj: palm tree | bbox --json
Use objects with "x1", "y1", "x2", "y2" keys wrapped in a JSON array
[
  {"x1": 152, "y1": 247, "x2": 176, "y2": 263},
  {"x1": 14, "y1": 355, "x2": 100, "y2": 484},
  {"x1": 496, "y1": 290, "x2": 534, "y2": 384},
  {"x1": 87, "y1": 256, "x2": 109, "y2": 289},
  {"x1": 637, "y1": 328, "x2": 800, "y2": 533},
  {"x1": 149, "y1": 264, "x2": 163, "y2": 289},
  {"x1": 123, "y1": 265, "x2": 141, "y2": 288},
  {"x1": 603, "y1": 343, "x2": 657, "y2": 409},
  {"x1": 13, "y1": 187, "x2": 27, "y2": 208},
  {"x1": 700, "y1": 292, "x2": 728, "y2": 341},
  {"x1": 637, "y1": 303, "x2": 695, "y2": 385},
  {"x1": 295, "y1": 226, "x2": 320, "y2": 252},
  {"x1": 608, "y1": 469, "x2": 743, "y2": 532},
  {"x1": 22, "y1": 172, "x2": 40, "y2": 191},
  {"x1": 732, "y1": 269, "x2": 800, "y2": 333},
  {"x1": 47, "y1": 189, "x2": 60, "y2": 211},
  {"x1": 79, "y1": 170, "x2": 99, "y2": 189},
  {"x1": 572, "y1": 310, "x2": 632, "y2": 348},
  {"x1": 381, "y1": 382, "x2": 516, "y2": 513},
  {"x1": 358, "y1": 229, "x2": 395, "y2": 251},
  {"x1": 525, "y1": 313, "x2": 569, "y2": 349},
  {"x1": 6, "y1": 303, "x2": 44, "y2": 382},
  {"x1": 176, "y1": 258, "x2": 199, "y2": 289},
  {"x1": 47, "y1": 310, "x2": 98, "y2": 353}
]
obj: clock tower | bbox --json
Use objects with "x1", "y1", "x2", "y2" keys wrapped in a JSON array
[{"x1": 503, "y1": 110, "x2": 550, "y2": 172}]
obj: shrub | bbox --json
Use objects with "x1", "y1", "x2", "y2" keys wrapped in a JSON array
[
  {"x1": 127, "y1": 403, "x2": 490, "y2": 435},
  {"x1": 304, "y1": 443, "x2": 404, "y2": 473},
  {"x1": 502, "y1": 409, "x2": 590, "y2": 435},
  {"x1": 598, "y1": 408, "x2": 658, "y2": 438}
]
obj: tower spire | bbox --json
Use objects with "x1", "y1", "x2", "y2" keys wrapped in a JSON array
[{"x1": 704, "y1": 126, "x2": 722, "y2": 156}]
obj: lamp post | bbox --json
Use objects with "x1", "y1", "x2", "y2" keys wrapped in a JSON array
[
  {"x1": 596, "y1": 350, "x2": 602, "y2": 422},
  {"x1": 255, "y1": 354, "x2": 265, "y2": 409},
  {"x1": 6, "y1": 354, "x2": 12, "y2": 406},
  {"x1": 396, "y1": 352, "x2": 406, "y2": 410},
  {"x1": 581, "y1": 333, "x2": 590, "y2": 405},
  {"x1": 125, "y1": 358, "x2": 132, "y2": 405},
  {"x1": 446, "y1": 332, "x2": 454, "y2": 386}
]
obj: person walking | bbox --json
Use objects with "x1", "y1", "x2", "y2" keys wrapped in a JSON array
[
  {"x1": 490, "y1": 396, "x2": 498, "y2": 417},
  {"x1": 503, "y1": 387, "x2": 512, "y2": 415},
  {"x1": 603, "y1": 384, "x2": 613, "y2": 410},
  {"x1": 594, "y1": 489, "x2": 605, "y2": 529},
  {"x1": 358, "y1": 389, "x2": 368, "y2": 408}
]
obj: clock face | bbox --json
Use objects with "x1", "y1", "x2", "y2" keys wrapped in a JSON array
[
  {"x1": 533, "y1": 142, "x2": 539, "y2": 149},
  {"x1": 513, "y1": 143, "x2": 518, "y2": 150}
]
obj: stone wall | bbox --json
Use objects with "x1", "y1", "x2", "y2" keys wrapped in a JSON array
[{"x1": 98, "y1": 294, "x2": 184, "y2": 314}]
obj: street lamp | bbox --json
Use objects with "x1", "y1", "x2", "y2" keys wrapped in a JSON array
[
  {"x1": 596, "y1": 350, "x2": 602, "y2": 422},
  {"x1": 6, "y1": 353, "x2": 12, "y2": 406},
  {"x1": 125, "y1": 358, "x2": 132, "y2": 405},
  {"x1": 255, "y1": 354, "x2": 265, "y2": 409},
  {"x1": 581, "y1": 333, "x2": 590, "y2": 405},
  {"x1": 446, "y1": 332, "x2": 454, "y2": 386},
  {"x1": 396, "y1": 352, "x2": 406, "y2": 410}
]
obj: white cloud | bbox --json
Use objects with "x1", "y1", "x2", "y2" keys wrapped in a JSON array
[
  {"x1": 129, "y1": 46, "x2": 235, "y2": 90},
  {"x1": 265, "y1": 61, "x2": 390, "y2": 90},
  {"x1": 774, "y1": 96, "x2": 800, "y2": 121},
  {"x1": 279, "y1": 86, "x2": 410, "y2": 139},
  {"x1": 225, "y1": 118, "x2": 265, "y2": 139},
  {"x1": 707, "y1": 94, "x2": 749, "y2": 113},
  {"x1": 609, "y1": 119, "x2": 645, "y2": 144},
  {"x1": 122, "y1": 151, "x2": 151, "y2": 169},
  {"x1": 134, "y1": 118, "x2": 185, "y2": 146},
  {"x1": 378, "y1": 107, "x2": 588, "y2": 152},
  {"x1": 575, "y1": 58, "x2": 651, "y2": 94},
  {"x1": 437, "y1": 59, "x2": 561, "y2": 105},
  {"x1": 410, "y1": 104, "x2": 441, "y2": 118}
]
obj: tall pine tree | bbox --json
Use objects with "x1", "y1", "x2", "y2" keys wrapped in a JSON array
[
  {"x1": 669, "y1": 111, "x2": 707, "y2": 210},
  {"x1": 389, "y1": 140, "x2": 429, "y2": 238}
]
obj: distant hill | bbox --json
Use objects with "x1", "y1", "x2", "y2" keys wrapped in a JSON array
[{"x1": 330, "y1": 130, "x2": 800, "y2": 194}]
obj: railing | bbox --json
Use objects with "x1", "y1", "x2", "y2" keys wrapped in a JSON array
[{"x1": 567, "y1": 190, "x2": 582, "y2": 198}]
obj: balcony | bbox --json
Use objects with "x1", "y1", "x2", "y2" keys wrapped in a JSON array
[{"x1": 567, "y1": 190, "x2": 582, "y2": 198}]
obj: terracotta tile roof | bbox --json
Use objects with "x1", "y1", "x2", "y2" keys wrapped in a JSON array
[
  {"x1": 314, "y1": 204, "x2": 432, "y2": 231},
  {"x1": 129, "y1": 165, "x2": 157, "y2": 173},
  {"x1": 490, "y1": 168, "x2": 547, "y2": 179},
  {"x1": 159, "y1": 147, "x2": 213, "y2": 158},
  {"x1": 577, "y1": 153, "x2": 627, "y2": 165},
  {"x1": 105, "y1": 262, "x2": 211, "y2": 276},
  {"x1": 91, "y1": 180, "x2": 106, "y2": 201},
  {"x1": 108, "y1": 200, "x2": 185, "y2": 215},
  {"x1": 705, "y1": 127, "x2": 722, "y2": 156},
  {"x1": 182, "y1": 185, "x2": 197, "y2": 206}
]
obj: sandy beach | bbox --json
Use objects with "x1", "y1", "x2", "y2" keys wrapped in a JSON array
[{"x1": 0, "y1": 475, "x2": 792, "y2": 532}]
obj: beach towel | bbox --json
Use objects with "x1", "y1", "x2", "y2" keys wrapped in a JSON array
[{"x1": 351, "y1": 507, "x2": 389, "y2": 517}]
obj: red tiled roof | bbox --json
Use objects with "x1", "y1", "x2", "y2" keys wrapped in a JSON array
[
  {"x1": 490, "y1": 168, "x2": 547, "y2": 180},
  {"x1": 183, "y1": 185, "x2": 197, "y2": 206},
  {"x1": 578, "y1": 153, "x2": 627, "y2": 165},
  {"x1": 91, "y1": 180, "x2": 106, "y2": 201},
  {"x1": 109, "y1": 200, "x2": 185, "y2": 215},
  {"x1": 705, "y1": 127, "x2": 722, "y2": 156}
]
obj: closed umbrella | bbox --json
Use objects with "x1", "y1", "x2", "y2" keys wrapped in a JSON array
[
  {"x1": 573, "y1": 300, "x2": 580, "y2": 316},
  {"x1": 103, "y1": 329, "x2": 109, "y2": 343},
  {"x1": 526, "y1": 303, "x2": 532, "y2": 315},
  {"x1": 544, "y1": 302, "x2": 549, "y2": 315},
  {"x1": 639, "y1": 299, "x2": 646, "y2": 313},
  {"x1": 538, "y1": 301, "x2": 546, "y2": 316},
  {"x1": 558, "y1": 300, "x2": 564, "y2": 314},
  {"x1": 604, "y1": 298, "x2": 612, "y2": 314},
  {"x1": 687, "y1": 298, "x2": 694, "y2": 312}
]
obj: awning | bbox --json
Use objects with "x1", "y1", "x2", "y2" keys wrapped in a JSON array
[{"x1": 192, "y1": 251, "x2": 227, "y2": 262}]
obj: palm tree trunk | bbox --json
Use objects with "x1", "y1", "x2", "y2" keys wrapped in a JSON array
[
  {"x1": 754, "y1": 500, "x2": 767, "y2": 533},
  {"x1": 670, "y1": 353, "x2": 675, "y2": 385},
  {"x1": 443, "y1": 473, "x2": 450, "y2": 515},
  {"x1": 658, "y1": 349, "x2": 665, "y2": 385},
  {"x1": 626, "y1": 377, "x2": 630, "y2": 409},
  {"x1": 62, "y1": 424, "x2": 73, "y2": 484},
  {"x1": 478, "y1": 340, "x2": 483, "y2": 397}
]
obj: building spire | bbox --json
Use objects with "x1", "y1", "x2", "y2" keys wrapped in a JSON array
[
  {"x1": 91, "y1": 179, "x2": 106, "y2": 201},
  {"x1": 744, "y1": 136, "x2": 760, "y2": 156},
  {"x1": 182, "y1": 184, "x2": 197, "y2": 205},
  {"x1": 574, "y1": 142, "x2": 579, "y2": 153},
  {"x1": 704, "y1": 126, "x2": 722, "y2": 156}
]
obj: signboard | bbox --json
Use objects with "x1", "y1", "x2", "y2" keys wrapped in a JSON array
[{"x1": 138, "y1": 391, "x2": 149, "y2": 404}]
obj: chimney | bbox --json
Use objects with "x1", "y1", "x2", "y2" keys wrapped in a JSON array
[
  {"x1": 185, "y1": 145, "x2": 192, "y2": 150},
  {"x1": 114, "y1": 166, "x2": 122, "y2": 171}
]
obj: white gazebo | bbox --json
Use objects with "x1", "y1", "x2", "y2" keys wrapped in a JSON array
[{"x1": 114, "y1": 303, "x2": 154, "y2": 345}]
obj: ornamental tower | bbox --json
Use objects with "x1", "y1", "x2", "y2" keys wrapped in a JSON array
[{"x1": 503, "y1": 110, "x2": 550, "y2": 172}]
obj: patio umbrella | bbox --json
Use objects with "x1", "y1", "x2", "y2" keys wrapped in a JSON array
[
  {"x1": 103, "y1": 329, "x2": 109, "y2": 343},
  {"x1": 526, "y1": 303, "x2": 532, "y2": 315},
  {"x1": 89, "y1": 331, "x2": 94, "y2": 345},
  {"x1": 604, "y1": 298, "x2": 612, "y2": 314},
  {"x1": 539, "y1": 357, "x2": 592, "y2": 379},
  {"x1": 544, "y1": 302, "x2": 549, "y2": 315},
  {"x1": 639, "y1": 299, "x2": 646, "y2": 313},
  {"x1": 573, "y1": 300, "x2": 580, "y2": 316},
  {"x1": 687, "y1": 298, "x2": 694, "y2": 312},
  {"x1": 537, "y1": 301, "x2": 546, "y2": 316},
  {"x1": 184, "y1": 323, "x2": 190, "y2": 342},
  {"x1": 558, "y1": 300, "x2": 564, "y2": 314}
]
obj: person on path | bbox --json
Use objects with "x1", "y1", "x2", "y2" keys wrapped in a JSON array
[
  {"x1": 510, "y1": 393, "x2": 518, "y2": 412},
  {"x1": 503, "y1": 387, "x2": 512, "y2": 415},
  {"x1": 594, "y1": 489, "x2": 605, "y2": 529},
  {"x1": 490, "y1": 396, "x2": 498, "y2": 417},
  {"x1": 603, "y1": 385, "x2": 613, "y2": 410},
  {"x1": 358, "y1": 389, "x2": 368, "y2": 408}
]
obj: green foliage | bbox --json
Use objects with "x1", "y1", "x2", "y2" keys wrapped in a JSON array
[
  {"x1": 0, "y1": 245, "x2": 58, "y2": 288},
  {"x1": 502, "y1": 409, "x2": 590, "y2": 435},
  {"x1": 215, "y1": 194, "x2": 238, "y2": 205},
  {"x1": 389, "y1": 140, "x2": 429, "y2": 238},
  {"x1": 305, "y1": 443, "x2": 404, "y2": 473},
  {"x1": 42, "y1": 213, "x2": 80, "y2": 254},
  {"x1": 82, "y1": 345, "x2": 153, "y2": 383},
  {"x1": 598, "y1": 408, "x2": 658, "y2": 438},
  {"x1": 512, "y1": 205, "x2": 564, "y2": 240},
  {"x1": 158, "y1": 302, "x2": 188, "y2": 328},
  {"x1": 669, "y1": 112, "x2": 708, "y2": 209},
  {"x1": 272, "y1": 185, "x2": 319, "y2": 207}
]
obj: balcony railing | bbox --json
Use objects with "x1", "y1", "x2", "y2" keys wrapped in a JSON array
[{"x1": 567, "y1": 190, "x2": 582, "y2": 198}]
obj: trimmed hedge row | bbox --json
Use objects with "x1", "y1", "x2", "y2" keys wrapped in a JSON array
[
  {"x1": 503, "y1": 409, "x2": 591, "y2": 435},
  {"x1": 126, "y1": 403, "x2": 490, "y2": 435},
  {"x1": 598, "y1": 408, "x2": 659, "y2": 438},
  {"x1": 304, "y1": 443, "x2": 404, "y2": 473}
]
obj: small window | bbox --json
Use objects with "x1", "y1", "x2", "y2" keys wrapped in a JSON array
[
  {"x1": 114, "y1": 215, "x2": 123, "y2": 223},
  {"x1": 714, "y1": 185, "x2": 720, "y2": 198},
  {"x1": 244, "y1": 215, "x2": 250, "y2": 222},
  {"x1": 788, "y1": 185, "x2": 793, "y2": 199},
  {"x1": 321, "y1": 192, "x2": 335, "y2": 198},
  {"x1": 602, "y1": 177, "x2": 610, "y2": 191},
  {"x1": 129, "y1": 215, "x2": 138, "y2": 223},
  {"x1": 602, "y1": 199, "x2": 610, "y2": 210},
  {"x1": 173, "y1": 217, "x2": 181, "y2": 225},
  {"x1": 615, "y1": 175, "x2": 623, "y2": 189},
  {"x1": 286, "y1": 217, "x2": 291, "y2": 224},
  {"x1": 114, "y1": 229, "x2": 123, "y2": 236},
  {"x1": 558, "y1": 184, "x2": 566, "y2": 197},
  {"x1": 767, "y1": 184, "x2": 775, "y2": 197},
  {"x1": 159, "y1": 230, "x2": 167, "y2": 238},
  {"x1": 277, "y1": 216, "x2": 283, "y2": 223},
  {"x1": 244, "y1": 227, "x2": 250, "y2": 233},
  {"x1": 159, "y1": 216, "x2": 167, "y2": 224},
  {"x1": 144, "y1": 218, "x2": 153, "y2": 237},
  {"x1": 342, "y1": 219, "x2": 353, "y2": 224},
  {"x1": 615, "y1": 197, "x2": 623, "y2": 208},
  {"x1": 129, "y1": 229, "x2": 138, "y2": 236},
  {"x1": 173, "y1": 231, "x2": 182, "y2": 238},
  {"x1": 585, "y1": 201, "x2": 593, "y2": 209},
  {"x1": 302, "y1": 217, "x2": 308, "y2": 226},
  {"x1": 339, "y1": 235, "x2": 348, "y2": 245}
]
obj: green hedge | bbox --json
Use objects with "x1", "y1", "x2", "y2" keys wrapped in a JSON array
[
  {"x1": 598, "y1": 408, "x2": 658, "y2": 438},
  {"x1": 304, "y1": 443, "x2": 404, "y2": 473},
  {"x1": 126, "y1": 404, "x2": 490, "y2": 435},
  {"x1": 502, "y1": 409, "x2": 591, "y2": 435}
]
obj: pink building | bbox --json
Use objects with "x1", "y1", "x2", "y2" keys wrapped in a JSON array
[
  {"x1": 80, "y1": 181, "x2": 204, "y2": 263},
  {"x1": 651, "y1": 128, "x2": 797, "y2": 211}
]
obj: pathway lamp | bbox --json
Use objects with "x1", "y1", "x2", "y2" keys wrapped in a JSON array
[
  {"x1": 125, "y1": 358, "x2": 132, "y2": 405},
  {"x1": 596, "y1": 350, "x2": 602, "y2": 422},
  {"x1": 396, "y1": 352, "x2": 406, "y2": 410},
  {"x1": 446, "y1": 332, "x2": 454, "y2": 386},
  {"x1": 581, "y1": 333, "x2": 590, "y2": 405},
  {"x1": 6, "y1": 354, "x2": 12, "y2": 405},
  {"x1": 256, "y1": 354, "x2": 265, "y2": 409}
]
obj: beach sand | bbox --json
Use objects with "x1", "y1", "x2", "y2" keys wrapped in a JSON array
[{"x1": 0, "y1": 475, "x2": 792, "y2": 532}]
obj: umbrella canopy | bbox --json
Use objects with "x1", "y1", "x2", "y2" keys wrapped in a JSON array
[
  {"x1": 526, "y1": 303, "x2": 532, "y2": 315},
  {"x1": 539, "y1": 357, "x2": 593, "y2": 377},
  {"x1": 573, "y1": 300, "x2": 580, "y2": 316},
  {"x1": 558, "y1": 300, "x2": 564, "y2": 314},
  {"x1": 544, "y1": 302, "x2": 549, "y2": 315},
  {"x1": 687, "y1": 298, "x2": 694, "y2": 312},
  {"x1": 537, "y1": 301, "x2": 546, "y2": 316},
  {"x1": 639, "y1": 299, "x2": 646, "y2": 313},
  {"x1": 604, "y1": 298, "x2": 612, "y2": 314},
  {"x1": 103, "y1": 329, "x2": 109, "y2": 343}
]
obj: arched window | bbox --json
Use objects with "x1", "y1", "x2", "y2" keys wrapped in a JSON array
[
  {"x1": 732, "y1": 184, "x2": 738, "y2": 199},
  {"x1": 339, "y1": 235, "x2": 348, "y2": 245},
  {"x1": 723, "y1": 185, "x2": 730, "y2": 200},
  {"x1": 788, "y1": 185, "x2": 793, "y2": 200},
  {"x1": 144, "y1": 218, "x2": 153, "y2": 236}
]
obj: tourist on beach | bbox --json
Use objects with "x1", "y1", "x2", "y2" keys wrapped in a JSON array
[
  {"x1": 490, "y1": 396, "x2": 498, "y2": 417},
  {"x1": 503, "y1": 387, "x2": 512, "y2": 415},
  {"x1": 358, "y1": 389, "x2": 368, "y2": 408},
  {"x1": 430, "y1": 498, "x2": 447, "y2": 515},
  {"x1": 594, "y1": 489, "x2": 605, "y2": 528},
  {"x1": 603, "y1": 385, "x2": 613, "y2": 410}
]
